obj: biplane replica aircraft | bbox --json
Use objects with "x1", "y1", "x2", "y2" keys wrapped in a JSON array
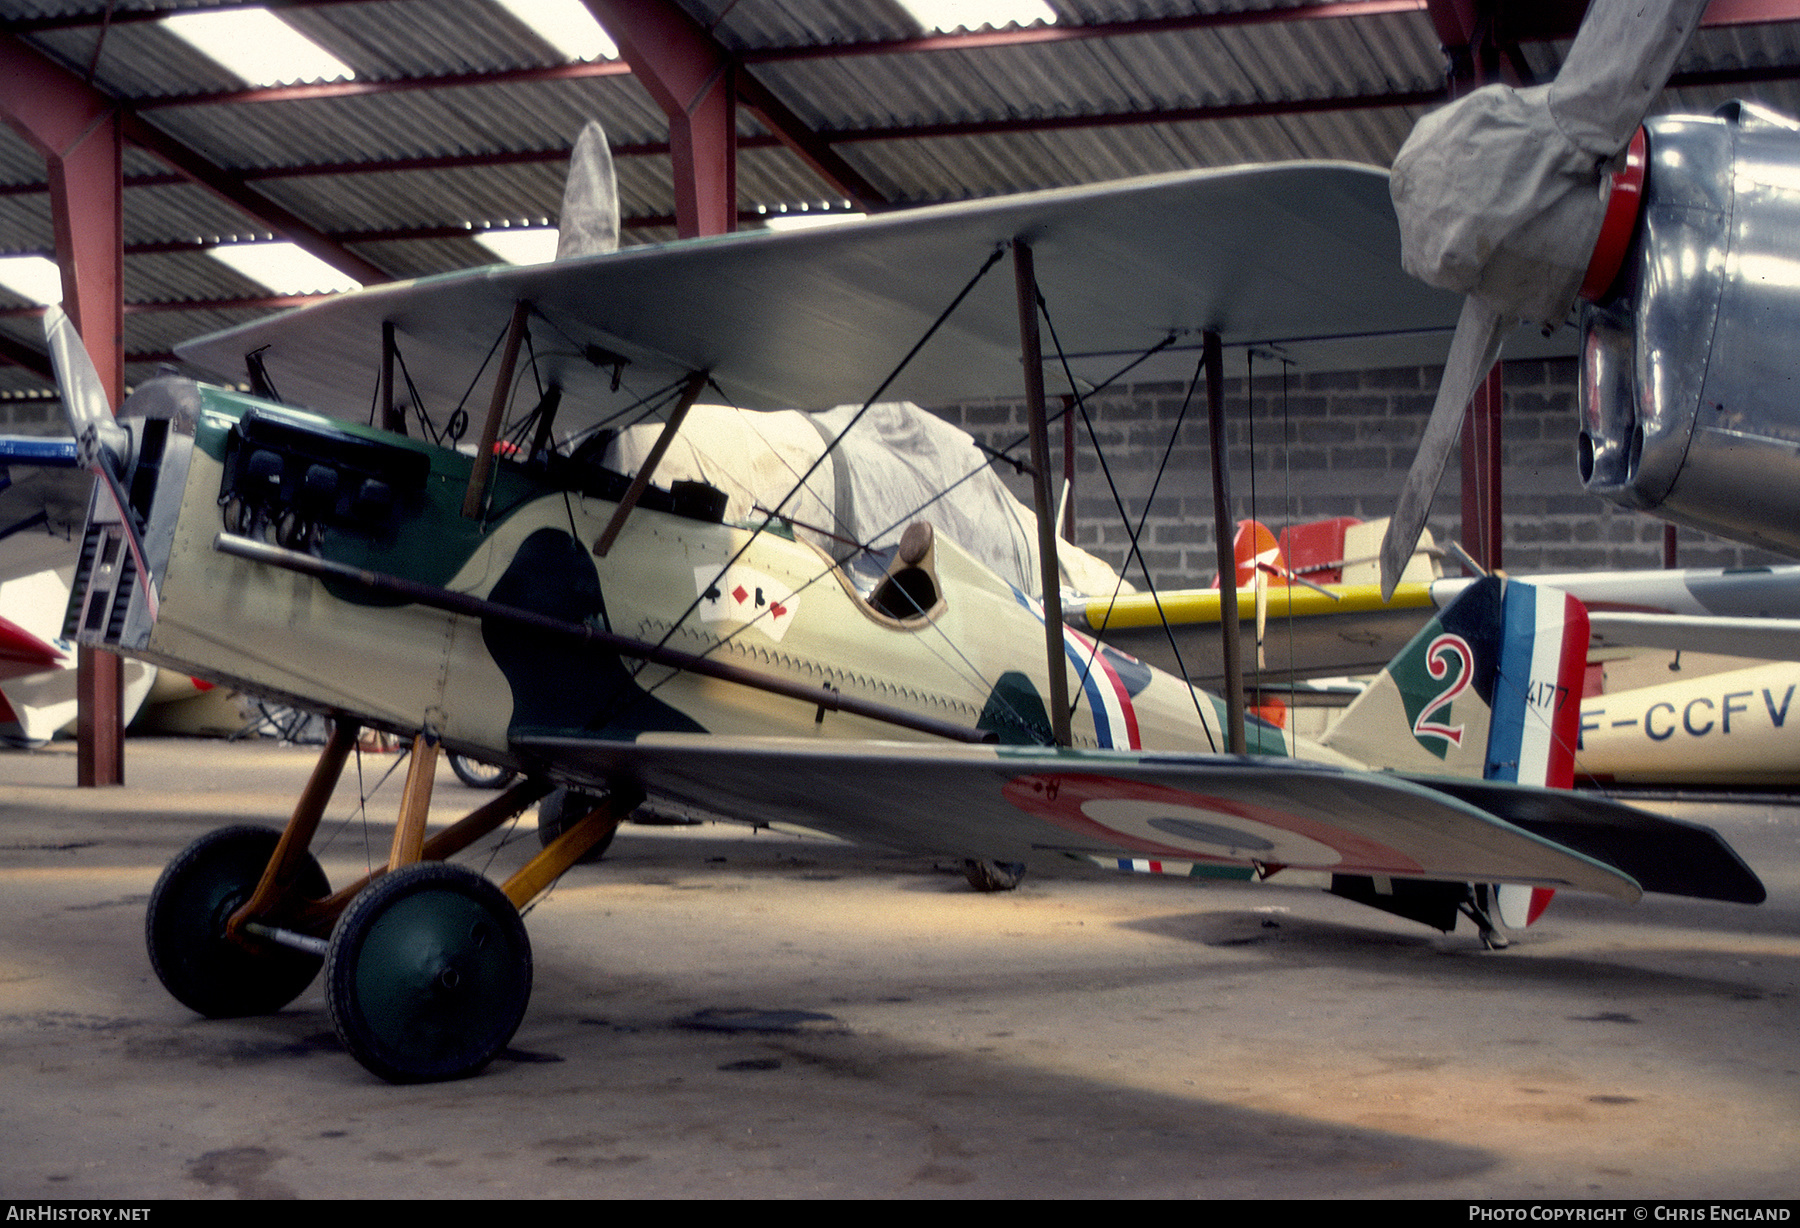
[{"x1": 44, "y1": 0, "x2": 1779, "y2": 1078}]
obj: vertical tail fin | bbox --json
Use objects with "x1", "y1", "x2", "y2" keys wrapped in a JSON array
[
  {"x1": 1324, "y1": 575, "x2": 1584, "y2": 935},
  {"x1": 1321, "y1": 575, "x2": 1588, "y2": 787},
  {"x1": 1485, "y1": 581, "x2": 1588, "y2": 790}
]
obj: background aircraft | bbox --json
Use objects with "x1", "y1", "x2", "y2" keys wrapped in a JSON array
[
  {"x1": 1080, "y1": 515, "x2": 1800, "y2": 673},
  {"x1": 1378, "y1": 0, "x2": 1711, "y2": 594},
  {"x1": 0, "y1": 436, "x2": 155, "y2": 743},
  {"x1": 1377, "y1": 0, "x2": 1800, "y2": 608},
  {"x1": 0, "y1": 435, "x2": 248, "y2": 743},
  {"x1": 1575, "y1": 660, "x2": 1800, "y2": 787}
]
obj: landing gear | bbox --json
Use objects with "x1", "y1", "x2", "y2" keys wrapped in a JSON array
[
  {"x1": 963, "y1": 858, "x2": 1026, "y2": 892},
  {"x1": 537, "y1": 787, "x2": 617, "y2": 861},
  {"x1": 143, "y1": 721, "x2": 624, "y2": 1083},
  {"x1": 1463, "y1": 883, "x2": 1554, "y2": 950},
  {"x1": 447, "y1": 751, "x2": 518, "y2": 790},
  {"x1": 1464, "y1": 887, "x2": 1512, "y2": 949},
  {"x1": 325, "y1": 862, "x2": 531, "y2": 1084},
  {"x1": 146, "y1": 825, "x2": 330, "y2": 1017}
]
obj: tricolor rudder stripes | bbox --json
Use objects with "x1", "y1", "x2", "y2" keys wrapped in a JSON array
[
  {"x1": 1487, "y1": 583, "x2": 1587, "y2": 790},
  {"x1": 1319, "y1": 576, "x2": 1587, "y2": 786}
]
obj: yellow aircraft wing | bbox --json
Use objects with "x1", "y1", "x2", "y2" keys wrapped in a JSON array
[{"x1": 1076, "y1": 581, "x2": 1440, "y2": 689}]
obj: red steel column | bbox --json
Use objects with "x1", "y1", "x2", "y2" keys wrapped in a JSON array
[
  {"x1": 0, "y1": 37, "x2": 127, "y2": 785},
  {"x1": 585, "y1": 1, "x2": 736, "y2": 238},
  {"x1": 61, "y1": 115, "x2": 127, "y2": 788}
]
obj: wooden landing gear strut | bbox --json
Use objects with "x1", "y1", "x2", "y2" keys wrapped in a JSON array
[{"x1": 145, "y1": 719, "x2": 639, "y2": 1083}]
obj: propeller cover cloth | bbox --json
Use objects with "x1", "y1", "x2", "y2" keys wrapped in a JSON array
[{"x1": 1389, "y1": 0, "x2": 1707, "y2": 326}]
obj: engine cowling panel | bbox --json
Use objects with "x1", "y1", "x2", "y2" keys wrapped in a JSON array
[{"x1": 1579, "y1": 103, "x2": 1800, "y2": 555}]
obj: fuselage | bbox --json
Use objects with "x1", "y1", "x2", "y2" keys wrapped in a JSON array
[
  {"x1": 1577, "y1": 660, "x2": 1800, "y2": 785},
  {"x1": 71, "y1": 378, "x2": 1327, "y2": 789}
]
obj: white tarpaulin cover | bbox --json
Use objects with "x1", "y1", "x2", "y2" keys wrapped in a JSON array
[{"x1": 606, "y1": 401, "x2": 1131, "y2": 600}]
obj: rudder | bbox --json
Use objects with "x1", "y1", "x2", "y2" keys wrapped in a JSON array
[
  {"x1": 1322, "y1": 575, "x2": 1588, "y2": 788},
  {"x1": 1322, "y1": 575, "x2": 1586, "y2": 936}
]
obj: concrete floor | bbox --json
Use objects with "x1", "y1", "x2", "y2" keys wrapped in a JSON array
[{"x1": 0, "y1": 738, "x2": 1796, "y2": 1200}]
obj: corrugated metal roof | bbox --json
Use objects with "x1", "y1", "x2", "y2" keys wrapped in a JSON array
[
  {"x1": 284, "y1": 0, "x2": 571, "y2": 79},
  {"x1": 121, "y1": 183, "x2": 276, "y2": 245},
  {"x1": 136, "y1": 78, "x2": 668, "y2": 172},
  {"x1": 694, "y1": 0, "x2": 924, "y2": 51},
  {"x1": 0, "y1": 0, "x2": 1796, "y2": 394},
  {"x1": 0, "y1": 192, "x2": 55, "y2": 253}
]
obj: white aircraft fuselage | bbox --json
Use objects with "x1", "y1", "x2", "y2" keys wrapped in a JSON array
[{"x1": 79, "y1": 378, "x2": 1308, "y2": 785}]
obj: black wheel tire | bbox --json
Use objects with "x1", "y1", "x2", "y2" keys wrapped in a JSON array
[
  {"x1": 963, "y1": 858, "x2": 1026, "y2": 893},
  {"x1": 447, "y1": 752, "x2": 517, "y2": 791},
  {"x1": 326, "y1": 862, "x2": 532, "y2": 1084},
  {"x1": 536, "y1": 787, "x2": 616, "y2": 862},
  {"x1": 146, "y1": 825, "x2": 330, "y2": 1018}
]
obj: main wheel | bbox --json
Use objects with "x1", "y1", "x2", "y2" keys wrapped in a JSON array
[
  {"x1": 146, "y1": 825, "x2": 330, "y2": 1017},
  {"x1": 963, "y1": 858, "x2": 1026, "y2": 892},
  {"x1": 447, "y1": 751, "x2": 517, "y2": 790},
  {"x1": 325, "y1": 862, "x2": 531, "y2": 1084},
  {"x1": 536, "y1": 787, "x2": 616, "y2": 861}
]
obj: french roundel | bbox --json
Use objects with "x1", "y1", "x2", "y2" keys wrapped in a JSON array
[{"x1": 1002, "y1": 773, "x2": 1425, "y2": 873}]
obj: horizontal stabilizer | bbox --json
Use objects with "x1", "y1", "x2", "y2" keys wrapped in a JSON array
[{"x1": 1405, "y1": 776, "x2": 1766, "y2": 904}]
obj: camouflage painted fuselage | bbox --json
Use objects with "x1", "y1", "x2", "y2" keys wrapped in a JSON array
[{"x1": 69, "y1": 379, "x2": 1316, "y2": 788}]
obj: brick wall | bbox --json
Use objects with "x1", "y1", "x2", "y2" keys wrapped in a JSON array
[
  {"x1": 0, "y1": 396, "x2": 61, "y2": 434},
  {"x1": 929, "y1": 357, "x2": 1786, "y2": 590}
]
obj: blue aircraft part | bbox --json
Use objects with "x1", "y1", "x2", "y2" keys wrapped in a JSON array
[{"x1": 0, "y1": 436, "x2": 78, "y2": 467}]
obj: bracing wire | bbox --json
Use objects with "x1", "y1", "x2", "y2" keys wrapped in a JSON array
[
  {"x1": 1035, "y1": 300, "x2": 1217, "y2": 748},
  {"x1": 507, "y1": 247, "x2": 1012, "y2": 745},
  {"x1": 631, "y1": 246, "x2": 1008, "y2": 671}
]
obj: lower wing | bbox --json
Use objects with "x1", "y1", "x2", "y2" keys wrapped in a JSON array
[{"x1": 516, "y1": 735, "x2": 1755, "y2": 904}]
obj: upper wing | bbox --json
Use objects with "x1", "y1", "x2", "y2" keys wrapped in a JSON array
[
  {"x1": 1434, "y1": 566, "x2": 1800, "y2": 660},
  {"x1": 1583, "y1": 613, "x2": 1800, "y2": 657},
  {"x1": 520, "y1": 733, "x2": 1650, "y2": 900},
  {"x1": 175, "y1": 163, "x2": 1565, "y2": 433}
]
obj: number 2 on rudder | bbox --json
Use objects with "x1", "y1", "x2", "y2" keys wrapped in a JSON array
[{"x1": 1414, "y1": 634, "x2": 1473, "y2": 747}]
